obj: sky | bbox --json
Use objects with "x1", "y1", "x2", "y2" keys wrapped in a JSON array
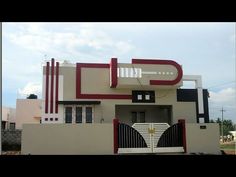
[{"x1": 2, "y1": 22, "x2": 236, "y2": 123}]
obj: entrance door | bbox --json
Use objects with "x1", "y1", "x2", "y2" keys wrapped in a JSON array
[
  {"x1": 64, "y1": 105, "x2": 94, "y2": 124},
  {"x1": 132, "y1": 111, "x2": 145, "y2": 123}
]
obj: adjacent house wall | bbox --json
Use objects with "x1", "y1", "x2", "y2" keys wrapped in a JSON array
[
  {"x1": 186, "y1": 123, "x2": 220, "y2": 154},
  {"x1": 2, "y1": 106, "x2": 16, "y2": 129},
  {"x1": 21, "y1": 124, "x2": 114, "y2": 155},
  {"x1": 15, "y1": 99, "x2": 42, "y2": 129}
]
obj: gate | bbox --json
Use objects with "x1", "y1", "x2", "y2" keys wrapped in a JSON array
[{"x1": 113, "y1": 119, "x2": 186, "y2": 154}]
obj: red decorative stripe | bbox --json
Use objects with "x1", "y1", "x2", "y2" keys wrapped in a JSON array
[
  {"x1": 178, "y1": 119, "x2": 187, "y2": 153},
  {"x1": 76, "y1": 63, "x2": 131, "y2": 99},
  {"x1": 132, "y1": 59, "x2": 183, "y2": 85},
  {"x1": 45, "y1": 62, "x2": 50, "y2": 113},
  {"x1": 55, "y1": 62, "x2": 59, "y2": 113},
  {"x1": 50, "y1": 58, "x2": 54, "y2": 113},
  {"x1": 110, "y1": 58, "x2": 117, "y2": 88},
  {"x1": 113, "y1": 118, "x2": 119, "y2": 154}
]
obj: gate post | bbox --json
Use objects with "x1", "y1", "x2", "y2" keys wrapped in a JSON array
[
  {"x1": 178, "y1": 119, "x2": 187, "y2": 153},
  {"x1": 113, "y1": 118, "x2": 119, "y2": 154}
]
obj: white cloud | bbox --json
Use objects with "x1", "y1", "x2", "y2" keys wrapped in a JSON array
[
  {"x1": 5, "y1": 23, "x2": 135, "y2": 60},
  {"x1": 209, "y1": 87, "x2": 236, "y2": 105},
  {"x1": 18, "y1": 82, "x2": 42, "y2": 97}
]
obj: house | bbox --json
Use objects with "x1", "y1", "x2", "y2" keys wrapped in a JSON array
[
  {"x1": 1, "y1": 106, "x2": 16, "y2": 130},
  {"x1": 22, "y1": 58, "x2": 221, "y2": 155},
  {"x1": 15, "y1": 98, "x2": 42, "y2": 129},
  {"x1": 41, "y1": 58, "x2": 209, "y2": 126}
]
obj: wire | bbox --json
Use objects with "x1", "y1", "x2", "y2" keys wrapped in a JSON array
[{"x1": 207, "y1": 81, "x2": 235, "y2": 89}]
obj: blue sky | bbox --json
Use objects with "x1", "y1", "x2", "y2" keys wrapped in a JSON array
[{"x1": 2, "y1": 22, "x2": 236, "y2": 122}]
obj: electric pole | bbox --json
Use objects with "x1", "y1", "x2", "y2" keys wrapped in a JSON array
[{"x1": 220, "y1": 107, "x2": 226, "y2": 142}]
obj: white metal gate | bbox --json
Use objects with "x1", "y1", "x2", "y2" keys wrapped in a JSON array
[{"x1": 132, "y1": 123, "x2": 170, "y2": 152}]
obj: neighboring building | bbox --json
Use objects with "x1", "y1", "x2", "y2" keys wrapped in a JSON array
[
  {"x1": 41, "y1": 58, "x2": 209, "y2": 125},
  {"x1": 229, "y1": 131, "x2": 236, "y2": 141},
  {"x1": 2, "y1": 106, "x2": 16, "y2": 130},
  {"x1": 15, "y1": 99, "x2": 42, "y2": 129}
]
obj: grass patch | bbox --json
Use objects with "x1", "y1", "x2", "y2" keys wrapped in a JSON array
[{"x1": 220, "y1": 143, "x2": 235, "y2": 150}]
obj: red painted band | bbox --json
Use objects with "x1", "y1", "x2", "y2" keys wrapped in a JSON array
[
  {"x1": 178, "y1": 119, "x2": 187, "y2": 153},
  {"x1": 110, "y1": 58, "x2": 117, "y2": 88},
  {"x1": 50, "y1": 58, "x2": 54, "y2": 113},
  {"x1": 113, "y1": 118, "x2": 119, "y2": 154},
  {"x1": 45, "y1": 62, "x2": 49, "y2": 113},
  {"x1": 55, "y1": 62, "x2": 59, "y2": 113},
  {"x1": 132, "y1": 59, "x2": 183, "y2": 85}
]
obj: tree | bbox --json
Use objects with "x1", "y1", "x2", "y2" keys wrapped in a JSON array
[
  {"x1": 215, "y1": 118, "x2": 234, "y2": 135},
  {"x1": 27, "y1": 94, "x2": 38, "y2": 99},
  {"x1": 209, "y1": 119, "x2": 215, "y2": 123}
]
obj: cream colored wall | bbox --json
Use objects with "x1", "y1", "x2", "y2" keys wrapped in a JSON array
[
  {"x1": 16, "y1": 99, "x2": 42, "y2": 129},
  {"x1": 60, "y1": 67, "x2": 76, "y2": 100},
  {"x1": 21, "y1": 124, "x2": 114, "y2": 155},
  {"x1": 186, "y1": 123, "x2": 221, "y2": 154},
  {"x1": 81, "y1": 68, "x2": 131, "y2": 95},
  {"x1": 2, "y1": 106, "x2": 10, "y2": 121}
]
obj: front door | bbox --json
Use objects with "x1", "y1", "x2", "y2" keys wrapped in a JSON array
[
  {"x1": 64, "y1": 105, "x2": 94, "y2": 124},
  {"x1": 131, "y1": 111, "x2": 145, "y2": 123}
]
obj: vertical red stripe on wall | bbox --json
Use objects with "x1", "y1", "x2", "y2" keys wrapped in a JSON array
[
  {"x1": 45, "y1": 62, "x2": 50, "y2": 113},
  {"x1": 113, "y1": 118, "x2": 119, "y2": 154},
  {"x1": 178, "y1": 119, "x2": 187, "y2": 153},
  {"x1": 55, "y1": 62, "x2": 59, "y2": 113},
  {"x1": 50, "y1": 58, "x2": 54, "y2": 113},
  {"x1": 76, "y1": 63, "x2": 81, "y2": 98},
  {"x1": 110, "y1": 58, "x2": 118, "y2": 88}
]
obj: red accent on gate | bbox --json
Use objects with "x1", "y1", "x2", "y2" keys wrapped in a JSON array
[
  {"x1": 76, "y1": 63, "x2": 132, "y2": 99},
  {"x1": 50, "y1": 58, "x2": 54, "y2": 113},
  {"x1": 113, "y1": 118, "x2": 119, "y2": 154},
  {"x1": 178, "y1": 119, "x2": 187, "y2": 153},
  {"x1": 110, "y1": 58, "x2": 117, "y2": 88},
  {"x1": 45, "y1": 62, "x2": 49, "y2": 113},
  {"x1": 132, "y1": 59, "x2": 183, "y2": 85},
  {"x1": 55, "y1": 62, "x2": 59, "y2": 113}
]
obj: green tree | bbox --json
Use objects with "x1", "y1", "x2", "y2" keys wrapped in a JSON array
[
  {"x1": 215, "y1": 118, "x2": 234, "y2": 135},
  {"x1": 209, "y1": 119, "x2": 215, "y2": 123}
]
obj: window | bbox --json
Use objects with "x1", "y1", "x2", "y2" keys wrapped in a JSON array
[
  {"x1": 131, "y1": 112, "x2": 137, "y2": 123},
  {"x1": 55, "y1": 118, "x2": 58, "y2": 121},
  {"x1": 65, "y1": 107, "x2": 72, "y2": 123},
  {"x1": 45, "y1": 118, "x2": 48, "y2": 121},
  {"x1": 76, "y1": 107, "x2": 82, "y2": 123},
  {"x1": 9, "y1": 123, "x2": 15, "y2": 130},
  {"x1": 50, "y1": 118, "x2": 53, "y2": 121},
  {"x1": 2, "y1": 121, "x2": 6, "y2": 130},
  {"x1": 139, "y1": 112, "x2": 145, "y2": 123},
  {"x1": 86, "y1": 107, "x2": 92, "y2": 123},
  {"x1": 145, "y1": 94, "x2": 150, "y2": 100},
  {"x1": 137, "y1": 95, "x2": 142, "y2": 100}
]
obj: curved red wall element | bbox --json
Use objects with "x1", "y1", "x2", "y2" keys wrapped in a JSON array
[{"x1": 132, "y1": 59, "x2": 183, "y2": 85}]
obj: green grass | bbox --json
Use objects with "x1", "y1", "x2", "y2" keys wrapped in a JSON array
[{"x1": 220, "y1": 143, "x2": 236, "y2": 150}]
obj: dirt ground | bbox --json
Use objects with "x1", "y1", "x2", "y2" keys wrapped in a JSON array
[
  {"x1": 221, "y1": 141, "x2": 236, "y2": 155},
  {"x1": 1, "y1": 151, "x2": 21, "y2": 155}
]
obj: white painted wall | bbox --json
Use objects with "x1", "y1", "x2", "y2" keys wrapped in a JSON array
[{"x1": 186, "y1": 123, "x2": 221, "y2": 154}]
